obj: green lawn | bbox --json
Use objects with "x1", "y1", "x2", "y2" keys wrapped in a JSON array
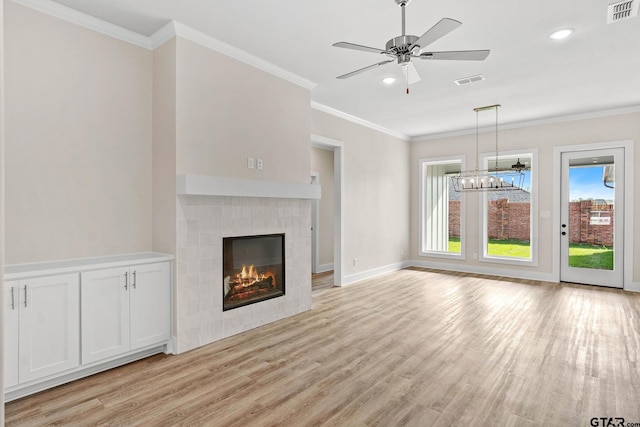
[
  {"x1": 448, "y1": 237, "x2": 461, "y2": 253},
  {"x1": 487, "y1": 239, "x2": 531, "y2": 258},
  {"x1": 447, "y1": 237, "x2": 531, "y2": 258},
  {"x1": 447, "y1": 238, "x2": 613, "y2": 270},
  {"x1": 569, "y1": 243, "x2": 613, "y2": 270}
]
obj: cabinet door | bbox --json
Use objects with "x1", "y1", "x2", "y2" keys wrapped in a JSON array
[
  {"x1": 81, "y1": 267, "x2": 130, "y2": 364},
  {"x1": 18, "y1": 274, "x2": 80, "y2": 383},
  {"x1": 4, "y1": 281, "x2": 20, "y2": 388},
  {"x1": 130, "y1": 262, "x2": 171, "y2": 350}
]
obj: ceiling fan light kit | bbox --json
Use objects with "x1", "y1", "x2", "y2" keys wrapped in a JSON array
[{"x1": 333, "y1": 0, "x2": 490, "y2": 93}]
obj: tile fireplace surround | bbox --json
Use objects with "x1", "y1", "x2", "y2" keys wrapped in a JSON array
[{"x1": 176, "y1": 194, "x2": 312, "y2": 353}]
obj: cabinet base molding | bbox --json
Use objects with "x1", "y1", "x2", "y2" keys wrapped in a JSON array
[{"x1": 5, "y1": 344, "x2": 169, "y2": 402}]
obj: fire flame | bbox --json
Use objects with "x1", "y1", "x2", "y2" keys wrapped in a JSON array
[{"x1": 235, "y1": 265, "x2": 276, "y2": 288}]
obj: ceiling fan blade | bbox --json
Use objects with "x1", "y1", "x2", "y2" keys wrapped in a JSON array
[
  {"x1": 332, "y1": 42, "x2": 390, "y2": 55},
  {"x1": 336, "y1": 60, "x2": 394, "y2": 79},
  {"x1": 402, "y1": 62, "x2": 421, "y2": 85},
  {"x1": 417, "y1": 50, "x2": 490, "y2": 61},
  {"x1": 409, "y1": 18, "x2": 462, "y2": 51}
]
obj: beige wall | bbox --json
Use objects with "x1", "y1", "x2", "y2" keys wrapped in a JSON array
[
  {"x1": 311, "y1": 109, "x2": 411, "y2": 278},
  {"x1": 4, "y1": 3, "x2": 153, "y2": 264},
  {"x1": 152, "y1": 39, "x2": 177, "y2": 257},
  {"x1": 411, "y1": 112, "x2": 640, "y2": 283},
  {"x1": 311, "y1": 147, "x2": 334, "y2": 266},
  {"x1": 175, "y1": 38, "x2": 311, "y2": 184}
]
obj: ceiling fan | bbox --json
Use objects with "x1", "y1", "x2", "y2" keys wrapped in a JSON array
[{"x1": 333, "y1": 0, "x2": 490, "y2": 91}]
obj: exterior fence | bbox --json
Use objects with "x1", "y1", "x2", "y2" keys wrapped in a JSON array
[{"x1": 448, "y1": 199, "x2": 613, "y2": 246}]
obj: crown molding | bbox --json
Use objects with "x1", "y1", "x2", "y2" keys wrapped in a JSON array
[
  {"x1": 412, "y1": 104, "x2": 640, "y2": 142},
  {"x1": 311, "y1": 102, "x2": 410, "y2": 141},
  {"x1": 149, "y1": 21, "x2": 177, "y2": 50},
  {"x1": 172, "y1": 22, "x2": 316, "y2": 90},
  {"x1": 10, "y1": 0, "x2": 152, "y2": 49},
  {"x1": 151, "y1": 21, "x2": 316, "y2": 90},
  {"x1": 13, "y1": 0, "x2": 316, "y2": 90}
]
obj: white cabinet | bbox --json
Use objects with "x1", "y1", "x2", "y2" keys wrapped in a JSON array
[
  {"x1": 3, "y1": 274, "x2": 80, "y2": 385},
  {"x1": 81, "y1": 262, "x2": 170, "y2": 364},
  {"x1": 80, "y1": 267, "x2": 130, "y2": 364},
  {"x1": 4, "y1": 282, "x2": 20, "y2": 388},
  {"x1": 129, "y1": 263, "x2": 171, "y2": 349},
  {"x1": 4, "y1": 252, "x2": 172, "y2": 401}
]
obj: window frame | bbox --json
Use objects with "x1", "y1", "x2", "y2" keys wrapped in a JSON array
[
  {"x1": 478, "y1": 149, "x2": 538, "y2": 266},
  {"x1": 419, "y1": 155, "x2": 466, "y2": 260}
]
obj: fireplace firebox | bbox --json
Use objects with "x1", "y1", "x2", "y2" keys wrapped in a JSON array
[{"x1": 222, "y1": 234, "x2": 285, "y2": 311}]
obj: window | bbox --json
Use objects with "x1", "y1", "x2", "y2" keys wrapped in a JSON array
[
  {"x1": 419, "y1": 157, "x2": 465, "y2": 258},
  {"x1": 479, "y1": 151, "x2": 537, "y2": 265}
]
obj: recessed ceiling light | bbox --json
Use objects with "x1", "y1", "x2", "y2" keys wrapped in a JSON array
[
  {"x1": 382, "y1": 77, "x2": 396, "y2": 85},
  {"x1": 549, "y1": 28, "x2": 574, "y2": 40}
]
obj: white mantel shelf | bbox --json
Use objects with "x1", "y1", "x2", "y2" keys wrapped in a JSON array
[{"x1": 176, "y1": 175, "x2": 321, "y2": 199}]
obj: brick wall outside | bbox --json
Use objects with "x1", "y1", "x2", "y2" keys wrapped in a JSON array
[
  {"x1": 568, "y1": 200, "x2": 614, "y2": 246},
  {"x1": 486, "y1": 199, "x2": 531, "y2": 241},
  {"x1": 447, "y1": 198, "x2": 613, "y2": 245},
  {"x1": 449, "y1": 200, "x2": 461, "y2": 237}
]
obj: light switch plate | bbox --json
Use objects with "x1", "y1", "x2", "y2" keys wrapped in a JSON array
[
  {"x1": 257, "y1": 159, "x2": 263, "y2": 170},
  {"x1": 247, "y1": 157, "x2": 254, "y2": 169}
]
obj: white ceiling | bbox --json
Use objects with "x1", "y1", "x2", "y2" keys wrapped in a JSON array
[{"x1": 49, "y1": 0, "x2": 640, "y2": 139}]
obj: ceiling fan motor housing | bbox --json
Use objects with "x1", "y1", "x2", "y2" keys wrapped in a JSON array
[{"x1": 386, "y1": 35, "x2": 419, "y2": 64}]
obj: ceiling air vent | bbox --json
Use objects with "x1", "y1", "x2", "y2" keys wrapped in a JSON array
[
  {"x1": 607, "y1": 0, "x2": 638, "y2": 23},
  {"x1": 454, "y1": 74, "x2": 485, "y2": 86}
]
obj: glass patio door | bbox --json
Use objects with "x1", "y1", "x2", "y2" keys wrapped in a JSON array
[{"x1": 560, "y1": 148, "x2": 624, "y2": 288}]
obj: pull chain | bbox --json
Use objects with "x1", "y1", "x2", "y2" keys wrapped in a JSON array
[{"x1": 405, "y1": 66, "x2": 409, "y2": 94}]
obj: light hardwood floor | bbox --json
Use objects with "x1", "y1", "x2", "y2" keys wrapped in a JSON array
[
  {"x1": 312, "y1": 271, "x2": 334, "y2": 292},
  {"x1": 6, "y1": 268, "x2": 640, "y2": 426}
]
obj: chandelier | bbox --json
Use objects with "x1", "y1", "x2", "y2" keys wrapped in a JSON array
[{"x1": 451, "y1": 104, "x2": 525, "y2": 192}]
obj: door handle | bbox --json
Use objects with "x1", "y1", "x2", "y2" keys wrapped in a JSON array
[
  {"x1": 24, "y1": 285, "x2": 28, "y2": 308},
  {"x1": 132, "y1": 271, "x2": 137, "y2": 289},
  {"x1": 124, "y1": 271, "x2": 128, "y2": 290},
  {"x1": 11, "y1": 286, "x2": 15, "y2": 310}
]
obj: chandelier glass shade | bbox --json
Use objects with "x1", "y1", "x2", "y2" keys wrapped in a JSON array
[{"x1": 451, "y1": 104, "x2": 525, "y2": 192}]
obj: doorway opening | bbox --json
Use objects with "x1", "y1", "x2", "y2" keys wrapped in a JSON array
[{"x1": 310, "y1": 134, "x2": 344, "y2": 287}]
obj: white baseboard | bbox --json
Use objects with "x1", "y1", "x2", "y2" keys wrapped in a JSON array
[
  {"x1": 316, "y1": 263, "x2": 334, "y2": 274},
  {"x1": 408, "y1": 259, "x2": 558, "y2": 283},
  {"x1": 625, "y1": 281, "x2": 640, "y2": 292},
  {"x1": 339, "y1": 259, "x2": 640, "y2": 293},
  {"x1": 343, "y1": 261, "x2": 409, "y2": 286}
]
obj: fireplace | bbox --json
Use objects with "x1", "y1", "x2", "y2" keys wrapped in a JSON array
[{"x1": 222, "y1": 233, "x2": 285, "y2": 311}]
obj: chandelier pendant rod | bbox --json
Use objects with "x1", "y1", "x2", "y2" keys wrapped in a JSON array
[
  {"x1": 495, "y1": 105, "x2": 499, "y2": 171},
  {"x1": 472, "y1": 104, "x2": 501, "y2": 172}
]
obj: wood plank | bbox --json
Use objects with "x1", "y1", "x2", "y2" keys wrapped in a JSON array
[{"x1": 6, "y1": 268, "x2": 640, "y2": 426}]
